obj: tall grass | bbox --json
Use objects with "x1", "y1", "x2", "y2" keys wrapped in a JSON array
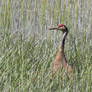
[{"x1": 0, "y1": 0, "x2": 92, "y2": 92}]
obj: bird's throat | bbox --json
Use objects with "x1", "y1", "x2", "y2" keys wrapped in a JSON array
[{"x1": 61, "y1": 32, "x2": 68, "y2": 53}]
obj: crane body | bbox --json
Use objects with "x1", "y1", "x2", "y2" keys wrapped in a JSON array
[{"x1": 49, "y1": 24, "x2": 73, "y2": 79}]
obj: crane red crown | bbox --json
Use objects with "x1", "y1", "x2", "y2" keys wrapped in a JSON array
[{"x1": 58, "y1": 24, "x2": 64, "y2": 28}]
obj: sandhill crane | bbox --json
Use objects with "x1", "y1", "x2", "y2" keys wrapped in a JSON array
[{"x1": 49, "y1": 24, "x2": 73, "y2": 79}]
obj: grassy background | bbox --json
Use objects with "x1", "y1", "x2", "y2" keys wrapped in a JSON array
[{"x1": 0, "y1": 0, "x2": 92, "y2": 92}]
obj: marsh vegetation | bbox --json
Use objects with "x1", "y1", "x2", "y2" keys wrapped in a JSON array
[{"x1": 0, "y1": 0, "x2": 92, "y2": 92}]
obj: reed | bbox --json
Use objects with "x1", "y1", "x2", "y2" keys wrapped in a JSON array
[{"x1": 0, "y1": 0, "x2": 91, "y2": 92}]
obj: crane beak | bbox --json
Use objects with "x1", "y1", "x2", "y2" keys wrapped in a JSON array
[
  {"x1": 49, "y1": 26, "x2": 65, "y2": 30},
  {"x1": 49, "y1": 27, "x2": 59, "y2": 30}
]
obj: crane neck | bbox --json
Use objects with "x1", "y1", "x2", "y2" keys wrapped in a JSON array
[{"x1": 61, "y1": 31, "x2": 68, "y2": 53}]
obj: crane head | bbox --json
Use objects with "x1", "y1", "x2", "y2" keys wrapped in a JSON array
[{"x1": 49, "y1": 24, "x2": 68, "y2": 33}]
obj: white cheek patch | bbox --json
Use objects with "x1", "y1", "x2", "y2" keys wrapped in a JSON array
[
  {"x1": 61, "y1": 26, "x2": 65, "y2": 30},
  {"x1": 58, "y1": 26, "x2": 65, "y2": 30}
]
